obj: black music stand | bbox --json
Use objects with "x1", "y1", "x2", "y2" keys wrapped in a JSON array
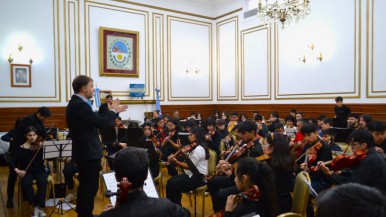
[{"x1": 43, "y1": 140, "x2": 76, "y2": 216}]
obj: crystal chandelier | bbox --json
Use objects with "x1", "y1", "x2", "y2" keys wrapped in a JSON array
[{"x1": 257, "y1": 0, "x2": 311, "y2": 28}]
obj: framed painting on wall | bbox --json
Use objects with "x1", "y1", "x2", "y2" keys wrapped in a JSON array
[
  {"x1": 99, "y1": 27, "x2": 139, "y2": 77},
  {"x1": 10, "y1": 64, "x2": 31, "y2": 87}
]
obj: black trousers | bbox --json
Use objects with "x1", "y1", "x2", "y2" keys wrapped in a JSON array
[
  {"x1": 63, "y1": 162, "x2": 78, "y2": 190},
  {"x1": 166, "y1": 174, "x2": 206, "y2": 206},
  {"x1": 207, "y1": 176, "x2": 238, "y2": 212},
  {"x1": 21, "y1": 170, "x2": 47, "y2": 207},
  {"x1": 76, "y1": 159, "x2": 101, "y2": 217},
  {"x1": 306, "y1": 178, "x2": 332, "y2": 217},
  {"x1": 5, "y1": 152, "x2": 17, "y2": 200}
]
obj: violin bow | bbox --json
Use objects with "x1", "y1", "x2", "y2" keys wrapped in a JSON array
[{"x1": 295, "y1": 141, "x2": 321, "y2": 163}]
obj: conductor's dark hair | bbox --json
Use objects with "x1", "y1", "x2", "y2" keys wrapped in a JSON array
[
  {"x1": 300, "y1": 123, "x2": 318, "y2": 135},
  {"x1": 316, "y1": 183, "x2": 386, "y2": 217},
  {"x1": 114, "y1": 147, "x2": 149, "y2": 189},
  {"x1": 238, "y1": 120, "x2": 257, "y2": 134},
  {"x1": 236, "y1": 158, "x2": 278, "y2": 217},
  {"x1": 368, "y1": 121, "x2": 386, "y2": 132},
  {"x1": 72, "y1": 75, "x2": 93, "y2": 93},
  {"x1": 348, "y1": 129, "x2": 374, "y2": 148}
]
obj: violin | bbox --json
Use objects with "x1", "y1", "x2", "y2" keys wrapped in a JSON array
[
  {"x1": 306, "y1": 141, "x2": 322, "y2": 166},
  {"x1": 105, "y1": 177, "x2": 132, "y2": 207},
  {"x1": 228, "y1": 141, "x2": 254, "y2": 164},
  {"x1": 165, "y1": 130, "x2": 176, "y2": 141},
  {"x1": 30, "y1": 136, "x2": 44, "y2": 152},
  {"x1": 208, "y1": 185, "x2": 260, "y2": 217},
  {"x1": 311, "y1": 150, "x2": 367, "y2": 172},
  {"x1": 220, "y1": 138, "x2": 243, "y2": 160},
  {"x1": 166, "y1": 142, "x2": 198, "y2": 165},
  {"x1": 295, "y1": 141, "x2": 322, "y2": 164}
]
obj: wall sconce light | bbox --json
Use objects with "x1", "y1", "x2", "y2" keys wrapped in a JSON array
[
  {"x1": 8, "y1": 54, "x2": 13, "y2": 63},
  {"x1": 316, "y1": 52, "x2": 323, "y2": 62},
  {"x1": 18, "y1": 44, "x2": 23, "y2": 52},
  {"x1": 299, "y1": 43, "x2": 323, "y2": 64},
  {"x1": 7, "y1": 44, "x2": 33, "y2": 64}
]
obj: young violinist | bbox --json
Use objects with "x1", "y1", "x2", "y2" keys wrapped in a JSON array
[
  {"x1": 321, "y1": 128, "x2": 342, "y2": 152},
  {"x1": 10, "y1": 126, "x2": 47, "y2": 217},
  {"x1": 208, "y1": 121, "x2": 264, "y2": 213},
  {"x1": 284, "y1": 115, "x2": 297, "y2": 138},
  {"x1": 297, "y1": 123, "x2": 333, "y2": 217},
  {"x1": 317, "y1": 130, "x2": 386, "y2": 194},
  {"x1": 289, "y1": 118, "x2": 305, "y2": 158},
  {"x1": 138, "y1": 121, "x2": 160, "y2": 178},
  {"x1": 206, "y1": 117, "x2": 221, "y2": 159},
  {"x1": 267, "y1": 112, "x2": 280, "y2": 132},
  {"x1": 100, "y1": 147, "x2": 190, "y2": 217},
  {"x1": 153, "y1": 117, "x2": 166, "y2": 143},
  {"x1": 264, "y1": 133, "x2": 295, "y2": 214},
  {"x1": 224, "y1": 158, "x2": 277, "y2": 217},
  {"x1": 161, "y1": 118, "x2": 181, "y2": 177},
  {"x1": 359, "y1": 114, "x2": 373, "y2": 131},
  {"x1": 166, "y1": 126, "x2": 209, "y2": 205},
  {"x1": 254, "y1": 115, "x2": 268, "y2": 138}
]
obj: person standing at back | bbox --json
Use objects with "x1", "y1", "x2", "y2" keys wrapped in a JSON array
[
  {"x1": 334, "y1": 96, "x2": 351, "y2": 128},
  {"x1": 66, "y1": 75, "x2": 127, "y2": 217}
]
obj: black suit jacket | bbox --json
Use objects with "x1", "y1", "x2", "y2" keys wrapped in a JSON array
[
  {"x1": 98, "y1": 103, "x2": 109, "y2": 116},
  {"x1": 66, "y1": 95, "x2": 117, "y2": 163}
]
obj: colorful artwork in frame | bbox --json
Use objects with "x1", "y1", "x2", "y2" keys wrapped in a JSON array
[
  {"x1": 10, "y1": 64, "x2": 31, "y2": 88},
  {"x1": 99, "y1": 27, "x2": 139, "y2": 77}
]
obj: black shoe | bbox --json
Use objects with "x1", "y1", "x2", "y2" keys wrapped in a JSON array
[{"x1": 6, "y1": 199, "x2": 14, "y2": 208}]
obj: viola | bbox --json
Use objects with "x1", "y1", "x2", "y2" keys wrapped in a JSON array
[
  {"x1": 166, "y1": 142, "x2": 198, "y2": 165},
  {"x1": 30, "y1": 136, "x2": 44, "y2": 152},
  {"x1": 105, "y1": 177, "x2": 132, "y2": 207},
  {"x1": 311, "y1": 150, "x2": 367, "y2": 172},
  {"x1": 208, "y1": 185, "x2": 260, "y2": 217}
]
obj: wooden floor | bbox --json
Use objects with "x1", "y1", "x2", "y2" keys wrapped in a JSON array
[{"x1": 0, "y1": 164, "x2": 214, "y2": 217}]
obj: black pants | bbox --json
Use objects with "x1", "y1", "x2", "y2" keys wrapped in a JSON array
[
  {"x1": 166, "y1": 174, "x2": 206, "y2": 206},
  {"x1": 76, "y1": 159, "x2": 101, "y2": 217},
  {"x1": 21, "y1": 170, "x2": 47, "y2": 207},
  {"x1": 207, "y1": 176, "x2": 238, "y2": 212},
  {"x1": 63, "y1": 162, "x2": 78, "y2": 190},
  {"x1": 306, "y1": 178, "x2": 332, "y2": 217}
]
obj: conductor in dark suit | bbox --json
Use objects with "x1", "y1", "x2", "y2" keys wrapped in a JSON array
[{"x1": 66, "y1": 75, "x2": 127, "y2": 217}]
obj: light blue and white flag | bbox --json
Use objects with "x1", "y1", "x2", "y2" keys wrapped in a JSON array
[
  {"x1": 94, "y1": 87, "x2": 101, "y2": 108},
  {"x1": 155, "y1": 88, "x2": 162, "y2": 117}
]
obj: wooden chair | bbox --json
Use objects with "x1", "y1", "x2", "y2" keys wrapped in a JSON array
[
  {"x1": 291, "y1": 171, "x2": 311, "y2": 216},
  {"x1": 277, "y1": 212, "x2": 302, "y2": 217},
  {"x1": 153, "y1": 167, "x2": 164, "y2": 197},
  {"x1": 186, "y1": 149, "x2": 217, "y2": 217}
]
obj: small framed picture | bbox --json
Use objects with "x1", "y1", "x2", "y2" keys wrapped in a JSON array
[
  {"x1": 99, "y1": 90, "x2": 112, "y2": 103},
  {"x1": 11, "y1": 64, "x2": 31, "y2": 88}
]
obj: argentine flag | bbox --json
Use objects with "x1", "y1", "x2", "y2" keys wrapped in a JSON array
[
  {"x1": 155, "y1": 89, "x2": 162, "y2": 117},
  {"x1": 94, "y1": 87, "x2": 101, "y2": 108}
]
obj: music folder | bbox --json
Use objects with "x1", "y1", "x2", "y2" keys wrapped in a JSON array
[{"x1": 102, "y1": 169, "x2": 158, "y2": 205}]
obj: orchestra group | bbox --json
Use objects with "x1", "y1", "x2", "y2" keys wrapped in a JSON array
[{"x1": 2, "y1": 75, "x2": 386, "y2": 217}]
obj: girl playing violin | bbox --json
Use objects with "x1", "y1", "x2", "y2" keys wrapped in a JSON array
[
  {"x1": 224, "y1": 158, "x2": 277, "y2": 217},
  {"x1": 161, "y1": 118, "x2": 181, "y2": 177},
  {"x1": 10, "y1": 126, "x2": 47, "y2": 217},
  {"x1": 166, "y1": 126, "x2": 209, "y2": 206},
  {"x1": 264, "y1": 133, "x2": 295, "y2": 214},
  {"x1": 138, "y1": 121, "x2": 160, "y2": 178}
]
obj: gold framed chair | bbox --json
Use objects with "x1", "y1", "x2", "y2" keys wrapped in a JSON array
[
  {"x1": 291, "y1": 171, "x2": 311, "y2": 216},
  {"x1": 277, "y1": 212, "x2": 302, "y2": 217}
]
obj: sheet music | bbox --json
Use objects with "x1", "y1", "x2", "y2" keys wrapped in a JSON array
[{"x1": 102, "y1": 169, "x2": 158, "y2": 205}]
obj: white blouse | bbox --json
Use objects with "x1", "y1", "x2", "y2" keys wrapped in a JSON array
[{"x1": 184, "y1": 145, "x2": 208, "y2": 178}]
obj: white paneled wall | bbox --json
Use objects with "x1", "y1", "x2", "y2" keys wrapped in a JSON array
[
  {"x1": 217, "y1": 16, "x2": 238, "y2": 100},
  {"x1": 0, "y1": 0, "x2": 385, "y2": 121}
]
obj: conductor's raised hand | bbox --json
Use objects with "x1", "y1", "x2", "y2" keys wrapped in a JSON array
[{"x1": 109, "y1": 98, "x2": 128, "y2": 113}]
